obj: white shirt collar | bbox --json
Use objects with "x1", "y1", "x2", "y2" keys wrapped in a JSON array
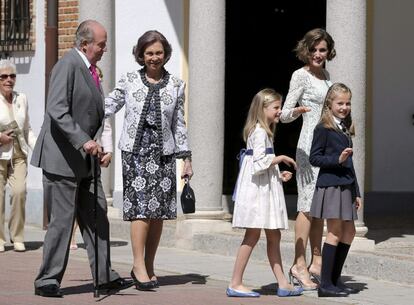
[
  {"x1": 333, "y1": 116, "x2": 341, "y2": 125},
  {"x1": 75, "y1": 48, "x2": 92, "y2": 69}
]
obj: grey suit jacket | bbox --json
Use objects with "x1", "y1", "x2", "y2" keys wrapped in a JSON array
[{"x1": 31, "y1": 48, "x2": 104, "y2": 178}]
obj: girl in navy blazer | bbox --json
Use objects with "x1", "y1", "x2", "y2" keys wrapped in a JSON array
[{"x1": 309, "y1": 83, "x2": 361, "y2": 297}]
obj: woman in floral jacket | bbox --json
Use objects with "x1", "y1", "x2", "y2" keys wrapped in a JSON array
[{"x1": 105, "y1": 30, "x2": 192, "y2": 290}]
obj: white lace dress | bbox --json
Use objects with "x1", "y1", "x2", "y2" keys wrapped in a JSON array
[
  {"x1": 280, "y1": 67, "x2": 332, "y2": 212},
  {"x1": 232, "y1": 125, "x2": 289, "y2": 230}
]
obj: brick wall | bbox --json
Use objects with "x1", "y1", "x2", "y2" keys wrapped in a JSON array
[{"x1": 58, "y1": 0, "x2": 79, "y2": 58}]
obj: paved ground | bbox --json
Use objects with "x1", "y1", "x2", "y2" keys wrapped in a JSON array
[
  {"x1": 0, "y1": 225, "x2": 413, "y2": 305},
  {"x1": 0, "y1": 241, "x2": 336, "y2": 305}
]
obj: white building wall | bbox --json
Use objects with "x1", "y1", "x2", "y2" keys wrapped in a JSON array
[
  {"x1": 8, "y1": 0, "x2": 45, "y2": 225},
  {"x1": 371, "y1": 0, "x2": 414, "y2": 192},
  {"x1": 112, "y1": 0, "x2": 185, "y2": 207}
]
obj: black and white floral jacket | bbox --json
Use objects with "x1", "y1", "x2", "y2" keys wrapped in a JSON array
[{"x1": 105, "y1": 68, "x2": 191, "y2": 159}]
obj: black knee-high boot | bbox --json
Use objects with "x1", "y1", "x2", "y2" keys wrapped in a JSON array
[
  {"x1": 318, "y1": 243, "x2": 348, "y2": 297},
  {"x1": 332, "y1": 242, "x2": 359, "y2": 294}
]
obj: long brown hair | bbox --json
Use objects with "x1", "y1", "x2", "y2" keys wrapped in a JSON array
[
  {"x1": 243, "y1": 89, "x2": 282, "y2": 142},
  {"x1": 320, "y1": 83, "x2": 355, "y2": 135}
]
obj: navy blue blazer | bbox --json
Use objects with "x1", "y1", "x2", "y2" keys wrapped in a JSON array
[{"x1": 309, "y1": 123, "x2": 360, "y2": 197}]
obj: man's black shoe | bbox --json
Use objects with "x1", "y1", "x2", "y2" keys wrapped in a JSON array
[
  {"x1": 97, "y1": 278, "x2": 133, "y2": 291},
  {"x1": 34, "y1": 284, "x2": 63, "y2": 298}
]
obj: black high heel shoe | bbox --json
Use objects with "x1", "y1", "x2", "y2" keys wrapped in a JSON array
[
  {"x1": 130, "y1": 270, "x2": 156, "y2": 291},
  {"x1": 148, "y1": 274, "x2": 160, "y2": 288}
]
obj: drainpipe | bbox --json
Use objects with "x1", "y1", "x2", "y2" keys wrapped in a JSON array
[
  {"x1": 43, "y1": 0, "x2": 58, "y2": 229},
  {"x1": 45, "y1": 0, "x2": 58, "y2": 103}
]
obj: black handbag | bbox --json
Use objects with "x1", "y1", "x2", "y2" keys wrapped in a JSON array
[{"x1": 180, "y1": 177, "x2": 195, "y2": 214}]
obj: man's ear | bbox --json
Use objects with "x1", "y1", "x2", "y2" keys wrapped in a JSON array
[{"x1": 80, "y1": 41, "x2": 88, "y2": 53}]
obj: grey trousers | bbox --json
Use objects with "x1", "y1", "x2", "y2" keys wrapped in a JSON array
[{"x1": 34, "y1": 171, "x2": 120, "y2": 288}]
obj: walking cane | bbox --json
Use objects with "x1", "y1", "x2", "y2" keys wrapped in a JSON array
[{"x1": 93, "y1": 155, "x2": 100, "y2": 298}]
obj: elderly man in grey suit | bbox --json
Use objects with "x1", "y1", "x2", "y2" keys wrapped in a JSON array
[{"x1": 32, "y1": 20, "x2": 129, "y2": 298}]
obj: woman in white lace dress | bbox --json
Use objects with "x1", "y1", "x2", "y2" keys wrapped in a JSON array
[{"x1": 280, "y1": 28, "x2": 336, "y2": 289}]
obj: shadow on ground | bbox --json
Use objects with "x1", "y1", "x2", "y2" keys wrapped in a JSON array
[
  {"x1": 365, "y1": 227, "x2": 414, "y2": 244},
  {"x1": 255, "y1": 275, "x2": 367, "y2": 295},
  {"x1": 75, "y1": 240, "x2": 128, "y2": 249},
  {"x1": 157, "y1": 273, "x2": 208, "y2": 286},
  {"x1": 60, "y1": 273, "x2": 208, "y2": 297}
]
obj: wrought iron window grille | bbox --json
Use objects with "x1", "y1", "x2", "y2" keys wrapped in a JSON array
[{"x1": 0, "y1": 0, "x2": 32, "y2": 55}]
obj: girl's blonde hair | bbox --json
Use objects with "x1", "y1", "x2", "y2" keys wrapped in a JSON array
[
  {"x1": 243, "y1": 88, "x2": 282, "y2": 142},
  {"x1": 320, "y1": 83, "x2": 355, "y2": 135}
]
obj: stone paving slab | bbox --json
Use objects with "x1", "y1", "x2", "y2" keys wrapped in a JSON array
[
  {"x1": 110, "y1": 218, "x2": 414, "y2": 284},
  {"x1": 1, "y1": 225, "x2": 414, "y2": 305}
]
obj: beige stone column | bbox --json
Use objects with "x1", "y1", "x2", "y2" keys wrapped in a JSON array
[
  {"x1": 79, "y1": 1, "x2": 118, "y2": 217},
  {"x1": 177, "y1": 0, "x2": 231, "y2": 248},
  {"x1": 327, "y1": 0, "x2": 373, "y2": 250},
  {"x1": 187, "y1": 0, "x2": 225, "y2": 215}
]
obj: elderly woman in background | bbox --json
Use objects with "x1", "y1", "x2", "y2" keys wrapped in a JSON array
[
  {"x1": 105, "y1": 30, "x2": 193, "y2": 290},
  {"x1": 0, "y1": 59, "x2": 37, "y2": 253}
]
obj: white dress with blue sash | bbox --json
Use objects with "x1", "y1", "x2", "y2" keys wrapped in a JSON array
[{"x1": 232, "y1": 124, "x2": 289, "y2": 230}]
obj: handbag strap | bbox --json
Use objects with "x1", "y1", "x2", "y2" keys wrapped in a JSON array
[{"x1": 183, "y1": 176, "x2": 190, "y2": 186}]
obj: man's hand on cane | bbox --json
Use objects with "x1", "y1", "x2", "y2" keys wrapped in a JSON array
[{"x1": 83, "y1": 140, "x2": 102, "y2": 156}]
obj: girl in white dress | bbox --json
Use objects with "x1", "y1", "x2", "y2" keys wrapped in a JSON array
[{"x1": 227, "y1": 89, "x2": 303, "y2": 298}]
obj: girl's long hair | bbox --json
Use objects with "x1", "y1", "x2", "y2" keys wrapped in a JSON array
[
  {"x1": 243, "y1": 89, "x2": 282, "y2": 142},
  {"x1": 320, "y1": 83, "x2": 355, "y2": 136}
]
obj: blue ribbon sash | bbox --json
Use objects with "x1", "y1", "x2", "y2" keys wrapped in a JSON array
[{"x1": 232, "y1": 147, "x2": 274, "y2": 201}]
